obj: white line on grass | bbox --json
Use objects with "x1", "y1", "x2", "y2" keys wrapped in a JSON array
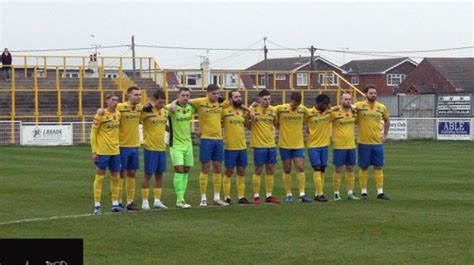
[{"x1": 0, "y1": 203, "x2": 277, "y2": 226}]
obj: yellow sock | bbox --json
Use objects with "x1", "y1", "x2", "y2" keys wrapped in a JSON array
[
  {"x1": 223, "y1": 176, "x2": 231, "y2": 199},
  {"x1": 296, "y1": 172, "x2": 305, "y2": 194},
  {"x1": 359, "y1": 169, "x2": 368, "y2": 190},
  {"x1": 126, "y1": 177, "x2": 135, "y2": 203},
  {"x1": 283, "y1": 173, "x2": 292, "y2": 195},
  {"x1": 111, "y1": 176, "x2": 120, "y2": 201},
  {"x1": 265, "y1": 175, "x2": 274, "y2": 195},
  {"x1": 141, "y1": 188, "x2": 149, "y2": 201},
  {"x1": 333, "y1": 172, "x2": 341, "y2": 193},
  {"x1": 199, "y1": 172, "x2": 208, "y2": 195},
  {"x1": 314, "y1": 171, "x2": 323, "y2": 196},
  {"x1": 321, "y1": 172, "x2": 325, "y2": 191},
  {"x1": 119, "y1": 178, "x2": 124, "y2": 201},
  {"x1": 252, "y1": 174, "x2": 261, "y2": 196},
  {"x1": 346, "y1": 172, "x2": 355, "y2": 192},
  {"x1": 237, "y1": 175, "x2": 245, "y2": 198},
  {"x1": 93, "y1": 175, "x2": 105, "y2": 203},
  {"x1": 213, "y1": 173, "x2": 222, "y2": 193},
  {"x1": 154, "y1": 188, "x2": 162, "y2": 200},
  {"x1": 375, "y1": 169, "x2": 384, "y2": 189}
]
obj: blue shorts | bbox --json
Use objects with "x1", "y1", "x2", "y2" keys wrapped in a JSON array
[
  {"x1": 308, "y1": 146, "x2": 329, "y2": 168},
  {"x1": 279, "y1": 148, "x2": 305, "y2": 160},
  {"x1": 144, "y1": 149, "x2": 167, "y2": 175},
  {"x1": 333, "y1": 149, "x2": 356, "y2": 167},
  {"x1": 96, "y1": 155, "x2": 121, "y2": 172},
  {"x1": 253, "y1": 147, "x2": 277, "y2": 166},
  {"x1": 224, "y1": 149, "x2": 248, "y2": 168},
  {"x1": 358, "y1": 144, "x2": 384, "y2": 168},
  {"x1": 120, "y1": 147, "x2": 140, "y2": 171},
  {"x1": 200, "y1": 139, "x2": 224, "y2": 163}
]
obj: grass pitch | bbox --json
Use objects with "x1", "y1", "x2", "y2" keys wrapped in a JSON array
[{"x1": 0, "y1": 140, "x2": 473, "y2": 264}]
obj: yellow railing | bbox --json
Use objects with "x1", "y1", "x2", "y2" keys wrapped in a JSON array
[{"x1": 0, "y1": 54, "x2": 366, "y2": 144}]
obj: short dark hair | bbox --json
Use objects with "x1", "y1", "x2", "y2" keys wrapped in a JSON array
[
  {"x1": 316, "y1": 94, "x2": 330, "y2": 104},
  {"x1": 106, "y1": 92, "x2": 117, "y2": 100},
  {"x1": 290, "y1": 91, "x2": 302, "y2": 104},
  {"x1": 153, "y1": 90, "x2": 166, "y2": 100},
  {"x1": 127, "y1": 86, "x2": 140, "y2": 94},
  {"x1": 178, "y1": 87, "x2": 190, "y2": 94},
  {"x1": 364, "y1": 84, "x2": 377, "y2": 94},
  {"x1": 206, "y1": 84, "x2": 219, "y2": 92},
  {"x1": 259, "y1": 89, "x2": 271, "y2": 97}
]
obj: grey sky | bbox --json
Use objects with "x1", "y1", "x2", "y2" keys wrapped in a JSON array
[{"x1": 1, "y1": 1, "x2": 473, "y2": 69}]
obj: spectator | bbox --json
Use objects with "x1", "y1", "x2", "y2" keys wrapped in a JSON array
[{"x1": 1, "y1": 48, "x2": 12, "y2": 81}]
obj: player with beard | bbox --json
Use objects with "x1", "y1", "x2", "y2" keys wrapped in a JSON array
[
  {"x1": 222, "y1": 91, "x2": 251, "y2": 205},
  {"x1": 355, "y1": 85, "x2": 390, "y2": 200}
]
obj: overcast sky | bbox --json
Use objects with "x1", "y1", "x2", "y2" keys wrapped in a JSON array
[{"x1": 1, "y1": 1, "x2": 473, "y2": 69}]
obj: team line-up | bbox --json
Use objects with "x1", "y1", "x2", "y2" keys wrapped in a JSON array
[{"x1": 90, "y1": 84, "x2": 390, "y2": 214}]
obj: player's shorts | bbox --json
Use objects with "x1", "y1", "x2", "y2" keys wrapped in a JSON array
[
  {"x1": 120, "y1": 147, "x2": 140, "y2": 171},
  {"x1": 144, "y1": 149, "x2": 167, "y2": 175},
  {"x1": 279, "y1": 148, "x2": 305, "y2": 160},
  {"x1": 358, "y1": 143, "x2": 384, "y2": 168},
  {"x1": 308, "y1": 146, "x2": 329, "y2": 168},
  {"x1": 170, "y1": 146, "x2": 194, "y2": 167},
  {"x1": 333, "y1": 149, "x2": 356, "y2": 167},
  {"x1": 96, "y1": 154, "x2": 121, "y2": 172},
  {"x1": 224, "y1": 149, "x2": 248, "y2": 168},
  {"x1": 199, "y1": 138, "x2": 224, "y2": 163},
  {"x1": 253, "y1": 147, "x2": 277, "y2": 166}
]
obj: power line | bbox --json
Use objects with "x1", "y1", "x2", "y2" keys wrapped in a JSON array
[
  {"x1": 317, "y1": 45, "x2": 474, "y2": 54},
  {"x1": 11, "y1": 45, "x2": 130, "y2": 53},
  {"x1": 136, "y1": 44, "x2": 262, "y2": 51}
]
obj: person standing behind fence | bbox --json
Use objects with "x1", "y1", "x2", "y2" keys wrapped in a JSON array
[
  {"x1": 1, "y1": 48, "x2": 12, "y2": 81},
  {"x1": 355, "y1": 85, "x2": 390, "y2": 200},
  {"x1": 90, "y1": 92, "x2": 125, "y2": 214},
  {"x1": 117, "y1": 86, "x2": 142, "y2": 210}
]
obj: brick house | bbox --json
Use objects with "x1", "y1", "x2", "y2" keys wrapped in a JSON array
[
  {"x1": 397, "y1": 58, "x2": 474, "y2": 94},
  {"x1": 245, "y1": 56, "x2": 345, "y2": 89},
  {"x1": 341, "y1": 57, "x2": 417, "y2": 95}
]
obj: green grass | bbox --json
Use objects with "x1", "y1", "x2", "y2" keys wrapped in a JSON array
[{"x1": 1, "y1": 140, "x2": 473, "y2": 264}]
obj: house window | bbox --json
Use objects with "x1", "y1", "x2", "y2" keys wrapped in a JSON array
[
  {"x1": 275, "y1": 74, "x2": 286, "y2": 80},
  {"x1": 350, "y1": 75, "x2": 359, "y2": 85},
  {"x1": 387, "y1": 74, "x2": 406, "y2": 86},
  {"x1": 186, "y1": 74, "x2": 199, "y2": 86},
  {"x1": 318, "y1": 73, "x2": 338, "y2": 85},
  {"x1": 211, "y1": 75, "x2": 222, "y2": 85},
  {"x1": 259, "y1": 75, "x2": 267, "y2": 87},
  {"x1": 225, "y1": 73, "x2": 238, "y2": 86},
  {"x1": 296, "y1": 73, "x2": 308, "y2": 86}
]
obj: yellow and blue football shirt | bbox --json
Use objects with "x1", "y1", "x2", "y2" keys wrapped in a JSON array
[
  {"x1": 248, "y1": 105, "x2": 277, "y2": 148},
  {"x1": 90, "y1": 109, "x2": 121, "y2": 155},
  {"x1": 222, "y1": 106, "x2": 247, "y2": 150},
  {"x1": 140, "y1": 107, "x2": 168, "y2": 151},
  {"x1": 275, "y1": 104, "x2": 307, "y2": 149},
  {"x1": 189, "y1": 97, "x2": 223, "y2": 140},
  {"x1": 305, "y1": 107, "x2": 331, "y2": 148},
  {"x1": 116, "y1": 102, "x2": 142, "y2": 147},
  {"x1": 331, "y1": 106, "x2": 356, "y2": 149}
]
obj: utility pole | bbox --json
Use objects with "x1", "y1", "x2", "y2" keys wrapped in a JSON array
[
  {"x1": 263, "y1": 36, "x2": 268, "y2": 88},
  {"x1": 309, "y1": 45, "x2": 316, "y2": 70},
  {"x1": 131, "y1": 35, "x2": 136, "y2": 78}
]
